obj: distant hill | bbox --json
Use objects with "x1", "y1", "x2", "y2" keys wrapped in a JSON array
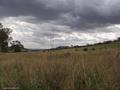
[
  {"x1": 49, "y1": 38, "x2": 120, "y2": 51},
  {"x1": 27, "y1": 38, "x2": 120, "y2": 52}
]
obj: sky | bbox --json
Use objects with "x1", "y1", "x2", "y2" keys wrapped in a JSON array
[{"x1": 0, "y1": 0, "x2": 120, "y2": 49}]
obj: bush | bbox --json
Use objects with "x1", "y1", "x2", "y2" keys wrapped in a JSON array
[{"x1": 83, "y1": 48, "x2": 88, "y2": 51}]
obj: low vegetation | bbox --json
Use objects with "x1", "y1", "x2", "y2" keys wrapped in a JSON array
[{"x1": 0, "y1": 47, "x2": 120, "y2": 90}]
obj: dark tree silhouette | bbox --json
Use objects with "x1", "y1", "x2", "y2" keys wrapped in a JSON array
[
  {"x1": 10, "y1": 40, "x2": 24, "y2": 52},
  {"x1": 0, "y1": 23, "x2": 12, "y2": 52}
]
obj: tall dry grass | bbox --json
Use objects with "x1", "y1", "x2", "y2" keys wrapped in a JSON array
[{"x1": 0, "y1": 49, "x2": 120, "y2": 90}]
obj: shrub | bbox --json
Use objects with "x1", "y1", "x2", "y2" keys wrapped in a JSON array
[{"x1": 83, "y1": 48, "x2": 88, "y2": 51}]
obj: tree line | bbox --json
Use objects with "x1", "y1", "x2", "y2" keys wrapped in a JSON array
[{"x1": 0, "y1": 23, "x2": 24, "y2": 52}]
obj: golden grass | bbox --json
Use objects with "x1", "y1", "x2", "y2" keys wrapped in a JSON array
[{"x1": 0, "y1": 49, "x2": 120, "y2": 90}]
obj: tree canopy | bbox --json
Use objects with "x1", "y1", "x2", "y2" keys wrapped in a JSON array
[
  {"x1": 10, "y1": 40, "x2": 24, "y2": 52},
  {"x1": 0, "y1": 23, "x2": 24, "y2": 52},
  {"x1": 0, "y1": 23, "x2": 12, "y2": 52}
]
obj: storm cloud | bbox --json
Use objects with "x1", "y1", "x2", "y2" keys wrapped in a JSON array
[{"x1": 0, "y1": 0, "x2": 120, "y2": 49}]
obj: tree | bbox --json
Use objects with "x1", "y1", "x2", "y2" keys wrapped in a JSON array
[
  {"x1": 0, "y1": 23, "x2": 12, "y2": 52},
  {"x1": 10, "y1": 40, "x2": 24, "y2": 52}
]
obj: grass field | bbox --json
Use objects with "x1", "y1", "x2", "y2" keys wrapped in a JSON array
[{"x1": 0, "y1": 42, "x2": 120, "y2": 90}]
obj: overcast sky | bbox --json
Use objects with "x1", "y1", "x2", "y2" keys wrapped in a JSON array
[{"x1": 0, "y1": 0, "x2": 120, "y2": 49}]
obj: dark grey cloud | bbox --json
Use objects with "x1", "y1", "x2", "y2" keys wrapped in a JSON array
[
  {"x1": 0, "y1": 0, "x2": 70, "y2": 20},
  {"x1": 1, "y1": 0, "x2": 120, "y2": 30}
]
